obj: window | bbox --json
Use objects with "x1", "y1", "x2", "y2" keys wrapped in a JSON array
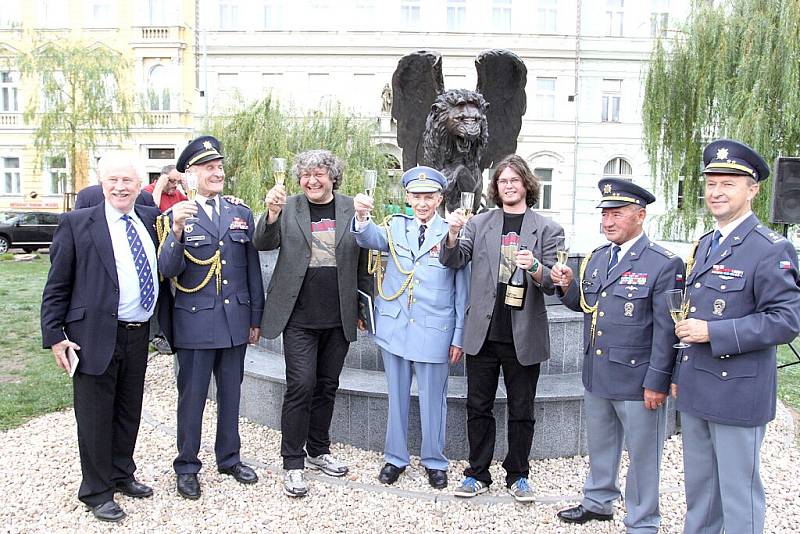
[
  {"x1": 533, "y1": 168, "x2": 552, "y2": 209},
  {"x1": 145, "y1": 0, "x2": 173, "y2": 25},
  {"x1": 603, "y1": 157, "x2": 632, "y2": 177},
  {"x1": 677, "y1": 175, "x2": 704, "y2": 209},
  {"x1": 650, "y1": 0, "x2": 669, "y2": 37},
  {"x1": 46, "y1": 156, "x2": 67, "y2": 195},
  {"x1": 147, "y1": 65, "x2": 171, "y2": 111},
  {"x1": 606, "y1": 0, "x2": 624, "y2": 37},
  {"x1": 0, "y1": 72, "x2": 19, "y2": 113},
  {"x1": 86, "y1": 0, "x2": 115, "y2": 27},
  {"x1": 1, "y1": 157, "x2": 21, "y2": 195},
  {"x1": 536, "y1": 0, "x2": 557, "y2": 33},
  {"x1": 219, "y1": 0, "x2": 240, "y2": 30},
  {"x1": 0, "y1": 1, "x2": 21, "y2": 29},
  {"x1": 535, "y1": 77, "x2": 556, "y2": 120},
  {"x1": 601, "y1": 78, "x2": 622, "y2": 122},
  {"x1": 262, "y1": 0, "x2": 284, "y2": 30},
  {"x1": 446, "y1": 0, "x2": 466, "y2": 31},
  {"x1": 491, "y1": 0, "x2": 511, "y2": 32},
  {"x1": 400, "y1": 0, "x2": 421, "y2": 29},
  {"x1": 39, "y1": 0, "x2": 69, "y2": 28},
  {"x1": 148, "y1": 148, "x2": 175, "y2": 160}
]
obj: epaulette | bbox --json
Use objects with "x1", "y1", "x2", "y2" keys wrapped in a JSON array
[
  {"x1": 222, "y1": 196, "x2": 251, "y2": 211},
  {"x1": 591, "y1": 242, "x2": 611, "y2": 254},
  {"x1": 753, "y1": 224, "x2": 787, "y2": 244},
  {"x1": 647, "y1": 241, "x2": 677, "y2": 259}
]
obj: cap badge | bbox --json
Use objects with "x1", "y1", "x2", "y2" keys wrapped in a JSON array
[
  {"x1": 715, "y1": 147, "x2": 729, "y2": 160},
  {"x1": 203, "y1": 141, "x2": 213, "y2": 150},
  {"x1": 418, "y1": 173, "x2": 428, "y2": 181},
  {"x1": 603, "y1": 184, "x2": 612, "y2": 194}
]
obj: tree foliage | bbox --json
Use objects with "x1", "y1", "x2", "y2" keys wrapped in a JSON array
[
  {"x1": 13, "y1": 35, "x2": 146, "y2": 198},
  {"x1": 206, "y1": 96, "x2": 395, "y2": 218},
  {"x1": 643, "y1": 0, "x2": 800, "y2": 237}
]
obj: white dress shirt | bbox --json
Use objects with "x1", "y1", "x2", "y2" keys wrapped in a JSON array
[
  {"x1": 714, "y1": 210, "x2": 753, "y2": 245},
  {"x1": 105, "y1": 202, "x2": 159, "y2": 322}
]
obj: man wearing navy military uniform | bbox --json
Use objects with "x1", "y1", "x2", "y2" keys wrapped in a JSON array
[
  {"x1": 158, "y1": 136, "x2": 265, "y2": 499},
  {"x1": 351, "y1": 167, "x2": 469, "y2": 489},
  {"x1": 673, "y1": 139, "x2": 800, "y2": 534},
  {"x1": 551, "y1": 178, "x2": 684, "y2": 532}
]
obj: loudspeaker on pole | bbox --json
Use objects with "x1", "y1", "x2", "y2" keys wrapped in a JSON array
[{"x1": 769, "y1": 157, "x2": 800, "y2": 225}]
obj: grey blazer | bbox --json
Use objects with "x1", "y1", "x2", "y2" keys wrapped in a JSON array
[
  {"x1": 253, "y1": 192, "x2": 371, "y2": 342},
  {"x1": 439, "y1": 208, "x2": 563, "y2": 365}
]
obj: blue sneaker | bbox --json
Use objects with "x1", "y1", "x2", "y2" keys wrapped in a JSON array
[
  {"x1": 508, "y1": 477, "x2": 535, "y2": 502},
  {"x1": 454, "y1": 476, "x2": 489, "y2": 497}
]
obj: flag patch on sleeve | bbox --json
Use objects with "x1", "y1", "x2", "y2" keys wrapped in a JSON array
[{"x1": 779, "y1": 260, "x2": 792, "y2": 269}]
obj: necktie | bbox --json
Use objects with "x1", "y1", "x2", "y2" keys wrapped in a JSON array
[
  {"x1": 607, "y1": 245, "x2": 621, "y2": 273},
  {"x1": 418, "y1": 224, "x2": 427, "y2": 248},
  {"x1": 708, "y1": 230, "x2": 721, "y2": 258},
  {"x1": 206, "y1": 198, "x2": 219, "y2": 228},
  {"x1": 122, "y1": 214, "x2": 155, "y2": 312}
]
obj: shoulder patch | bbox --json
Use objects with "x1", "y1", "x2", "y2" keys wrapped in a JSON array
[
  {"x1": 753, "y1": 225, "x2": 787, "y2": 244},
  {"x1": 647, "y1": 242, "x2": 676, "y2": 259}
]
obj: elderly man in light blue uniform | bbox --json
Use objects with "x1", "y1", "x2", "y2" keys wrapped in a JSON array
[
  {"x1": 351, "y1": 166, "x2": 468, "y2": 489},
  {"x1": 673, "y1": 139, "x2": 800, "y2": 534},
  {"x1": 551, "y1": 179, "x2": 684, "y2": 533}
]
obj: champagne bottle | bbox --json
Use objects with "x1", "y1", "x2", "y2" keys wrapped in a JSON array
[{"x1": 504, "y1": 245, "x2": 527, "y2": 311}]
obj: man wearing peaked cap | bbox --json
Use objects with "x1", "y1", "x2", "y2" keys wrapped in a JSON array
[
  {"x1": 159, "y1": 134, "x2": 264, "y2": 499},
  {"x1": 351, "y1": 166, "x2": 468, "y2": 490},
  {"x1": 551, "y1": 177, "x2": 683, "y2": 531},
  {"x1": 673, "y1": 139, "x2": 800, "y2": 534}
]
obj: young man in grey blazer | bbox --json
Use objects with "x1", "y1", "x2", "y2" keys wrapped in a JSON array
[{"x1": 441, "y1": 154, "x2": 563, "y2": 502}]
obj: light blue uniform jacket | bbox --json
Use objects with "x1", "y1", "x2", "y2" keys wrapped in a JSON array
[{"x1": 351, "y1": 214, "x2": 469, "y2": 363}]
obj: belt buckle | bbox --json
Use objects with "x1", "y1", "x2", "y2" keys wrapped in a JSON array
[{"x1": 122, "y1": 321, "x2": 143, "y2": 329}]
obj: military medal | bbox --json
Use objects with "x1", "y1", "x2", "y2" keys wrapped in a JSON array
[
  {"x1": 624, "y1": 302, "x2": 634, "y2": 317},
  {"x1": 713, "y1": 299, "x2": 726, "y2": 316},
  {"x1": 185, "y1": 224, "x2": 194, "y2": 234}
]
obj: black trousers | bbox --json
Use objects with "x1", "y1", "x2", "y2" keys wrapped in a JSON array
[
  {"x1": 174, "y1": 345, "x2": 246, "y2": 474},
  {"x1": 464, "y1": 339, "x2": 541, "y2": 488},
  {"x1": 280, "y1": 322, "x2": 350, "y2": 470},
  {"x1": 73, "y1": 323, "x2": 149, "y2": 507}
]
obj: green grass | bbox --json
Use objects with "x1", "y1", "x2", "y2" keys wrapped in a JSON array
[
  {"x1": 778, "y1": 343, "x2": 800, "y2": 413},
  {"x1": 0, "y1": 257, "x2": 72, "y2": 430}
]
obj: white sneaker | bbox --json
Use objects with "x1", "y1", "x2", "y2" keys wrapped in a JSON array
[
  {"x1": 305, "y1": 454, "x2": 349, "y2": 477},
  {"x1": 282, "y1": 469, "x2": 308, "y2": 497},
  {"x1": 508, "y1": 478, "x2": 535, "y2": 502}
]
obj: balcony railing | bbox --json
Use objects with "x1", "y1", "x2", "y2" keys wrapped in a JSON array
[
  {"x1": 132, "y1": 26, "x2": 187, "y2": 44},
  {"x1": 139, "y1": 111, "x2": 189, "y2": 127},
  {"x1": 0, "y1": 113, "x2": 22, "y2": 127}
]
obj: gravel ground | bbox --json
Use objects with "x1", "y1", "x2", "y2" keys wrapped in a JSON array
[{"x1": 1, "y1": 354, "x2": 799, "y2": 533}]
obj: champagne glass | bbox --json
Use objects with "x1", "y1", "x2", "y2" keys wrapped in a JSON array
[
  {"x1": 666, "y1": 289, "x2": 691, "y2": 349},
  {"x1": 272, "y1": 157, "x2": 286, "y2": 186},
  {"x1": 555, "y1": 235, "x2": 571, "y2": 286},
  {"x1": 185, "y1": 170, "x2": 199, "y2": 223},
  {"x1": 363, "y1": 169, "x2": 377, "y2": 197},
  {"x1": 458, "y1": 191, "x2": 475, "y2": 240}
]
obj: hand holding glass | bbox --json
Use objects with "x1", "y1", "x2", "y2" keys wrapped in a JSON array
[
  {"x1": 458, "y1": 192, "x2": 475, "y2": 240},
  {"x1": 272, "y1": 158, "x2": 286, "y2": 186},
  {"x1": 555, "y1": 236, "x2": 571, "y2": 286},
  {"x1": 666, "y1": 289, "x2": 691, "y2": 349}
]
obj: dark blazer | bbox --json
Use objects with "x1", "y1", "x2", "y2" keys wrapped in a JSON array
[
  {"x1": 253, "y1": 192, "x2": 372, "y2": 342},
  {"x1": 561, "y1": 235, "x2": 684, "y2": 400},
  {"x1": 439, "y1": 207, "x2": 562, "y2": 365},
  {"x1": 74, "y1": 184, "x2": 156, "y2": 210},
  {"x1": 675, "y1": 214, "x2": 800, "y2": 427},
  {"x1": 40, "y1": 202, "x2": 172, "y2": 375},
  {"x1": 158, "y1": 197, "x2": 264, "y2": 349}
]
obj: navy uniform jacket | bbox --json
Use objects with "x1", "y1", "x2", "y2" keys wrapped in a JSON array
[
  {"x1": 561, "y1": 235, "x2": 684, "y2": 400},
  {"x1": 675, "y1": 214, "x2": 800, "y2": 427},
  {"x1": 158, "y1": 198, "x2": 264, "y2": 349}
]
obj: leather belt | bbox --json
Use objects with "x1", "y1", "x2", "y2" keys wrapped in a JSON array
[{"x1": 118, "y1": 320, "x2": 146, "y2": 329}]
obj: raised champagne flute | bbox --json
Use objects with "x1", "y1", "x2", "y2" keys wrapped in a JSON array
[
  {"x1": 185, "y1": 170, "x2": 199, "y2": 223},
  {"x1": 363, "y1": 169, "x2": 377, "y2": 197},
  {"x1": 272, "y1": 157, "x2": 286, "y2": 186},
  {"x1": 666, "y1": 289, "x2": 691, "y2": 349},
  {"x1": 458, "y1": 191, "x2": 475, "y2": 240},
  {"x1": 555, "y1": 235, "x2": 571, "y2": 286}
]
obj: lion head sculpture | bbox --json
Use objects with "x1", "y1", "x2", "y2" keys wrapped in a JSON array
[{"x1": 422, "y1": 89, "x2": 489, "y2": 173}]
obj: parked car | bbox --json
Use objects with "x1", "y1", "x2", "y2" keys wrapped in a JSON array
[{"x1": 0, "y1": 211, "x2": 60, "y2": 254}]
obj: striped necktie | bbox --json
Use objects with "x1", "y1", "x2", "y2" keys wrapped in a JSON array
[
  {"x1": 418, "y1": 224, "x2": 427, "y2": 248},
  {"x1": 121, "y1": 214, "x2": 155, "y2": 312}
]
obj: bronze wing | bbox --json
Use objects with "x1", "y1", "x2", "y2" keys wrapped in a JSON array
[
  {"x1": 475, "y1": 49, "x2": 528, "y2": 171},
  {"x1": 391, "y1": 50, "x2": 445, "y2": 170}
]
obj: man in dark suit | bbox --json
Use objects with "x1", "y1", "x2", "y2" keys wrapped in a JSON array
[
  {"x1": 159, "y1": 136, "x2": 264, "y2": 500},
  {"x1": 551, "y1": 179, "x2": 684, "y2": 532},
  {"x1": 440, "y1": 154, "x2": 563, "y2": 502},
  {"x1": 74, "y1": 183, "x2": 157, "y2": 209},
  {"x1": 40, "y1": 151, "x2": 172, "y2": 523},
  {"x1": 254, "y1": 149, "x2": 371, "y2": 498},
  {"x1": 673, "y1": 139, "x2": 800, "y2": 534}
]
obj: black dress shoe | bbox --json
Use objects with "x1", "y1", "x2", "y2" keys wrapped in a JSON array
[
  {"x1": 377, "y1": 463, "x2": 405, "y2": 485},
  {"x1": 218, "y1": 462, "x2": 258, "y2": 484},
  {"x1": 115, "y1": 478, "x2": 153, "y2": 498},
  {"x1": 90, "y1": 500, "x2": 126, "y2": 522},
  {"x1": 425, "y1": 468, "x2": 448, "y2": 489},
  {"x1": 176, "y1": 473, "x2": 201, "y2": 500},
  {"x1": 557, "y1": 504, "x2": 613, "y2": 524}
]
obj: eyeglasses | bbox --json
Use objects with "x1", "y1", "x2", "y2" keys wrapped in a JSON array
[
  {"x1": 497, "y1": 178, "x2": 522, "y2": 186},
  {"x1": 299, "y1": 170, "x2": 330, "y2": 180}
]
